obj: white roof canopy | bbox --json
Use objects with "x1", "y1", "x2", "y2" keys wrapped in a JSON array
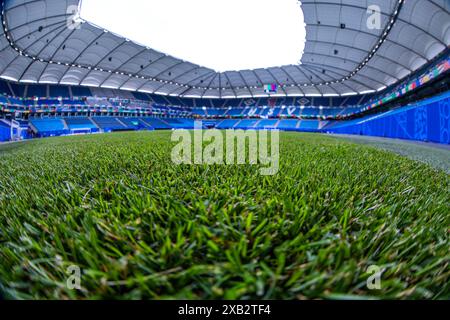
[{"x1": 0, "y1": 0, "x2": 449, "y2": 98}]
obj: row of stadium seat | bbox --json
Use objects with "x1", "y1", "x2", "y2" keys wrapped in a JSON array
[
  {"x1": 64, "y1": 118, "x2": 98, "y2": 131},
  {"x1": 1, "y1": 97, "x2": 361, "y2": 119},
  {"x1": 28, "y1": 117, "x2": 180, "y2": 136},
  {"x1": 1, "y1": 79, "x2": 368, "y2": 108},
  {"x1": 214, "y1": 119, "x2": 321, "y2": 131},
  {"x1": 17, "y1": 90, "x2": 450, "y2": 144},
  {"x1": 29, "y1": 119, "x2": 67, "y2": 137},
  {"x1": 91, "y1": 117, "x2": 128, "y2": 131},
  {"x1": 27, "y1": 117, "x2": 325, "y2": 136}
]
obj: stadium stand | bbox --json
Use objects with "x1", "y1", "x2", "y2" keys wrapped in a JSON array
[
  {"x1": 64, "y1": 118, "x2": 99, "y2": 134},
  {"x1": 256, "y1": 120, "x2": 279, "y2": 129},
  {"x1": 216, "y1": 119, "x2": 240, "y2": 129},
  {"x1": 205, "y1": 109, "x2": 227, "y2": 117},
  {"x1": 234, "y1": 119, "x2": 259, "y2": 129},
  {"x1": 6, "y1": 87, "x2": 446, "y2": 143},
  {"x1": 192, "y1": 108, "x2": 206, "y2": 117},
  {"x1": 298, "y1": 120, "x2": 320, "y2": 131},
  {"x1": 140, "y1": 118, "x2": 171, "y2": 130},
  {"x1": 91, "y1": 117, "x2": 128, "y2": 132},
  {"x1": 29, "y1": 118, "x2": 67, "y2": 137},
  {"x1": 164, "y1": 118, "x2": 196, "y2": 129},
  {"x1": 0, "y1": 95, "x2": 8, "y2": 105},
  {"x1": 119, "y1": 118, "x2": 151, "y2": 130},
  {"x1": 277, "y1": 120, "x2": 300, "y2": 131},
  {"x1": 226, "y1": 108, "x2": 245, "y2": 117}
]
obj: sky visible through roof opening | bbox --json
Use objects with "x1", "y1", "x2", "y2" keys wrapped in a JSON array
[{"x1": 80, "y1": 0, "x2": 306, "y2": 72}]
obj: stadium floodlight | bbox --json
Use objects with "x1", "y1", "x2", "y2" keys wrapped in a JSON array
[
  {"x1": 359, "y1": 90, "x2": 376, "y2": 94},
  {"x1": 39, "y1": 80, "x2": 58, "y2": 84},
  {"x1": 0, "y1": 75, "x2": 18, "y2": 82}
]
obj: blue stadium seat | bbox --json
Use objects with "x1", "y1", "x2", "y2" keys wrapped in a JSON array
[
  {"x1": 120, "y1": 118, "x2": 151, "y2": 130},
  {"x1": 37, "y1": 99, "x2": 61, "y2": 106},
  {"x1": 192, "y1": 108, "x2": 206, "y2": 116},
  {"x1": 141, "y1": 118, "x2": 171, "y2": 129},
  {"x1": 301, "y1": 108, "x2": 320, "y2": 117},
  {"x1": 30, "y1": 118, "x2": 68, "y2": 137},
  {"x1": 277, "y1": 120, "x2": 299, "y2": 130},
  {"x1": 91, "y1": 117, "x2": 128, "y2": 131},
  {"x1": 0, "y1": 96, "x2": 8, "y2": 104},
  {"x1": 322, "y1": 108, "x2": 345, "y2": 117},
  {"x1": 234, "y1": 119, "x2": 259, "y2": 129},
  {"x1": 164, "y1": 118, "x2": 196, "y2": 129},
  {"x1": 65, "y1": 118, "x2": 99, "y2": 133},
  {"x1": 255, "y1": 119, "x2": 278, "y2": 129},
  {"x1": 215, "y1": 119, "x2": 239, "y2": 129},
  {"x1": 299, "y1": 120, "x2": 320, "y2": 131},
  {"x1": 62, "y1": 99, "x2": 86, "y2": 106},
  {"x1": 206, "y1": 109, "x2": 227, "y2": 116},
  {"x1": 8, "y1": 97, "x2": 24, "y2": 106},
  {"x1": 226, "y1": 108, "x2": 245, "y2": 116}
]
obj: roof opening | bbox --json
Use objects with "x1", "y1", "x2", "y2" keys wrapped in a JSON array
[{"x1": 80, "y1": 0, "x2": 306, "y2": 72}]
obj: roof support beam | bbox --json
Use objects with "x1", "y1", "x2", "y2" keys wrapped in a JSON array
[
  {"x1": 223, "y1": 72, "x2": 238, "y2": 98},
  {"x1": 302, "y1": 1, "x2": 446, "y2": 46},
  {"x1": 307, "y1": 39, "x2": 413, "y2": 73},
  {"x1": 279, "y1": 67, "x2": 305, "y2": 95},
  {"x1": 237, "y1": 71, "x2": 254, "y2": 98},
  {"x1": 303, "y1": 62, "x2": 384, "y2": 89},
  {"x1": 303, "y1": 51, "x2": 400, "y2": 81}
]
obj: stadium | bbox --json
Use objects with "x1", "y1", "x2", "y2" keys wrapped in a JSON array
[{"x1": 0, "y1": 0, "x2": 449, "y2": 302}]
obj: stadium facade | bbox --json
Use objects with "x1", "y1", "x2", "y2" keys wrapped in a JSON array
[{"x1": 0, "y1": 0, "x2": 449, "y2": 144}]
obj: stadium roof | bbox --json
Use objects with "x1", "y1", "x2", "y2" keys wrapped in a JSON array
[{"x1": 0, "y1": 0, "x2": 449, "y2": 98}]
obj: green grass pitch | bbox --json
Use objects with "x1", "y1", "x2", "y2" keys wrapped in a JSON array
[{"x1": 0, "y1": 131, "x2": 448, "y2": 299}]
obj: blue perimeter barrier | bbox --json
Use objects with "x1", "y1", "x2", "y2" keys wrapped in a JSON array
[
  {"x1": 324, "y1": 91, "x2": 450, "y2": 144},
  {"x1": 0, "y1": 121, "x2": 11, "y2": 142}
]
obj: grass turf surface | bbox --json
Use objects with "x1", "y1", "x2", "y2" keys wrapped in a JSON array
[{"x1": 0, "y1": 131, "x2": 448, "y2": 300}]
